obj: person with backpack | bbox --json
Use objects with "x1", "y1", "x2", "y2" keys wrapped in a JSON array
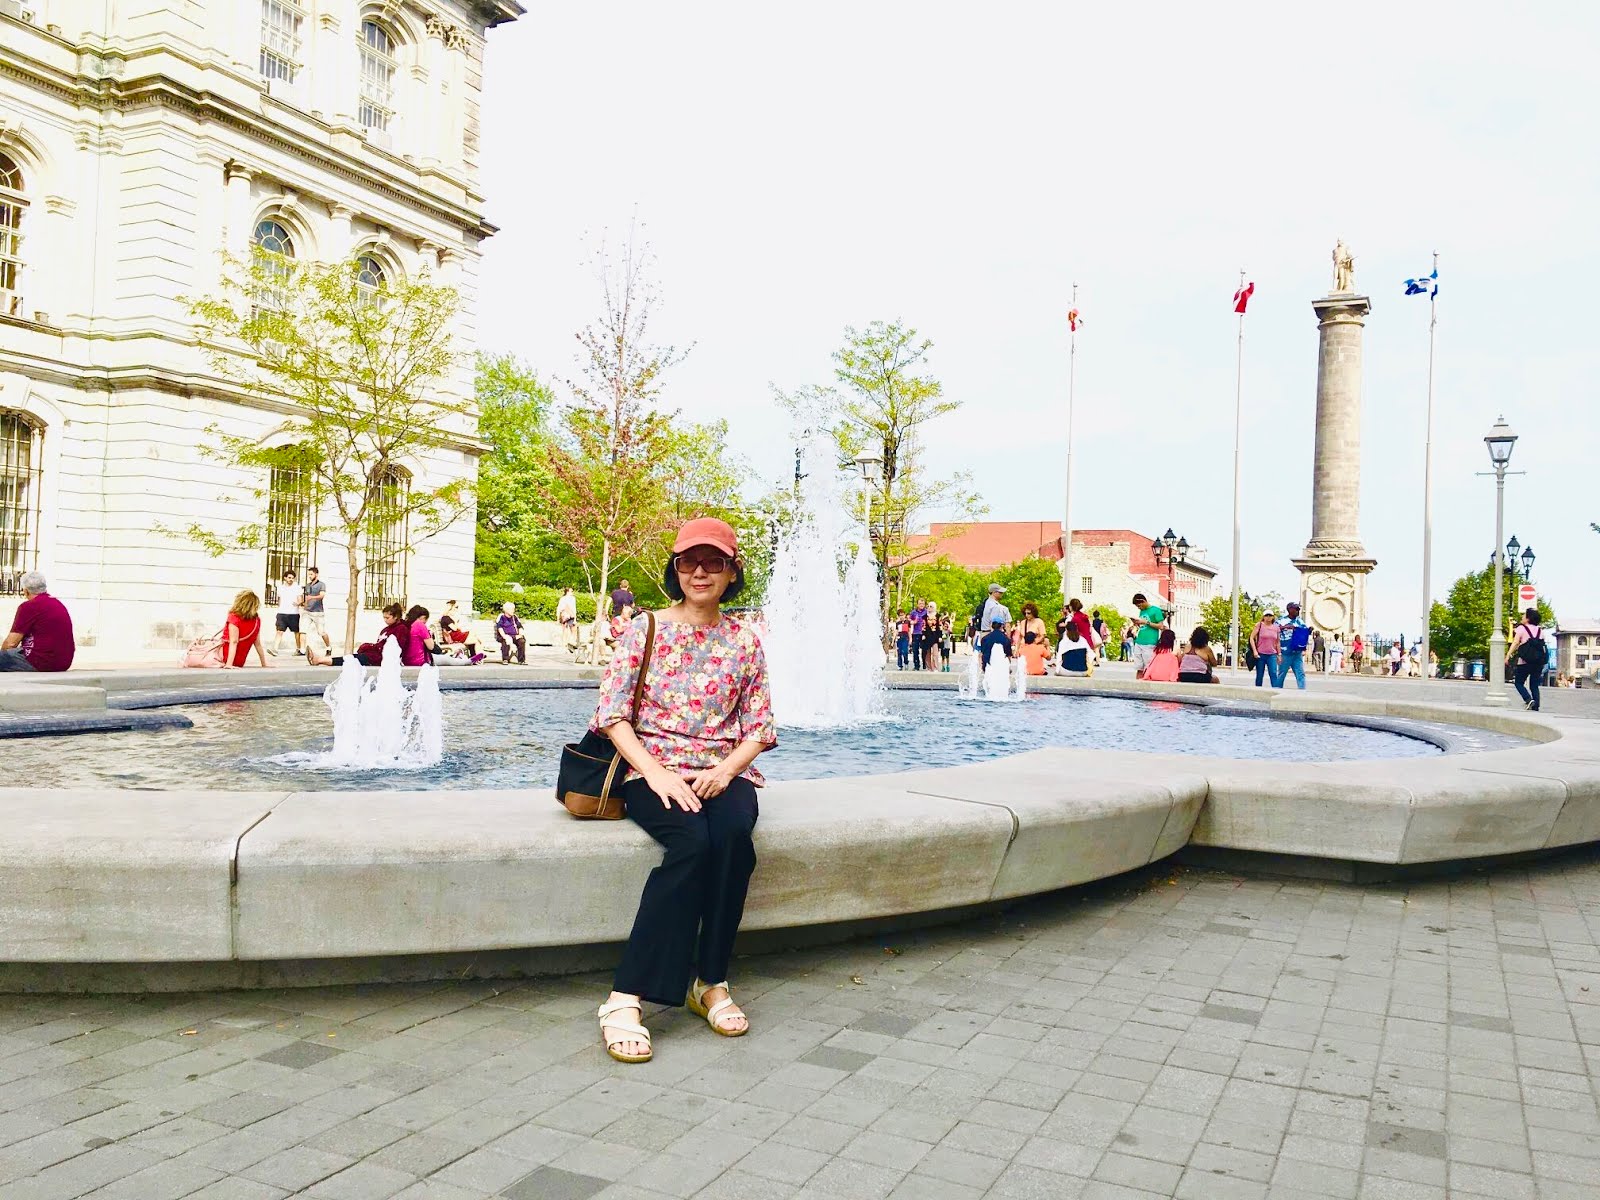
[
  {"x1": 1274, "y1": 601, "x2": 1312, "y2": 690},
  {"x1": 1508, "y1": 608, "x2": 1547, "y2": 712}
]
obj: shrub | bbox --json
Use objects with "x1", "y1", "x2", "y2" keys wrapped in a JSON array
[{"x1": 472, "y1": 577, "x2": 597, "y2": 622}]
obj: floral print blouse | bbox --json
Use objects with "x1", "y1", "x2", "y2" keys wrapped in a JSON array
[{"x1": 592, "y1": 612, "x2": 778, "y2": 785}]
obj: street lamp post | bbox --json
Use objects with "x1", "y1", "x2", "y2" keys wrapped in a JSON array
[
  {"x1": 1150, "y1": 528, "x2": 1189, "y2": 633},
  {"x1": 854, "y1": 453, "x2": 885, "y2": 638},
  {"x1": 1482, "y1": 417, "x2": 1518, "y2": 707}
]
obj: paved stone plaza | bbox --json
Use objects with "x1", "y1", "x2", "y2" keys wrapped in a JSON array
[{"x1": 6, "y1": 855, "x2": 1600, "y2": 1199}]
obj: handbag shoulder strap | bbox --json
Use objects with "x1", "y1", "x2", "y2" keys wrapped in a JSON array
[{"x1": 629, "y1": 611, "x2": 658, "y2": 725}]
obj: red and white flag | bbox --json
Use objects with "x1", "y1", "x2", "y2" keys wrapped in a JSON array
[
  {"x1": 1067, "y1": 307, "x2": 1081, "y2": 333},
  {"x1": 1233, "y1": 281, "x2": 1255, "y2": 314}
]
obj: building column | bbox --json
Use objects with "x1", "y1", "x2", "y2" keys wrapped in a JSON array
[
  {"x1": 193, "y1": 147, "x2": 228, "y2": 283},
  {"x1": 34, "y1": 195, "x2": 76, "y2": 326},
  {"x1": 224, "y1": 162, "x2": 255, "y2": 256},
  {"x1": 328, "y1": 203, "x2": 355, "y2": 260},
  {"x1": 1293, "y1": 278, "x2": 1376, "y2": 643}
]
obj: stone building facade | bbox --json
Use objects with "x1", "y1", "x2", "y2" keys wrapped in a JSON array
[
  {"x1": 0, "y1": 0, "x2": 520, "y2": 654},
  {"x1": 1555, "y1": 621, "x2": 1600, "y2": 683}
]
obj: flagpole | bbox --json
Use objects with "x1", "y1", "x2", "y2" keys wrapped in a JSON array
[
  {"x1": 1230, "y1": 269, "x2": 1245, "y2": 676},
  {"x1": 1420, "y1": 251, "x2": 1438, "y2": 679},
  {"x1": 1062, "y1": 282, "x2": 1077, "y2": 612}
]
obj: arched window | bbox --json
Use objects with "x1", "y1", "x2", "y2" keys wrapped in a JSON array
[
  {"x1": 0, "y1": 411, "x2": 43, "y2": 596},
  {"x1": 0, "y1": 153, "x2": 26, "y2": 318},
  {"x1": 363, "y1": 466, "x2": 409, "y2": 608},
  {"x1": 260, "y1": 0, "x2": 304, "y2": 83},
  {"x1": 253, "y1": 218, "x2": 295, "y2": 258},
  {"x1": 355, "y1": 253, "x2": 387, "y2": 296},
  {"x1": 358, "y1": 21, "x2": 398, "y2": 133},
  {"x1": 264, "y1": 454, "x2": 314, "y2": 608},
  {"x1": 252, "y1": 218, "x2": 296, "y2": 312}
]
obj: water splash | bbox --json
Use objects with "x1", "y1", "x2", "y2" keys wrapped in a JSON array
[
  {"x1": 761, "y1": 428, "x2": 887, "y2": 729},
  {"x1": 958, "y1": 642, "x2": 1027, "y2": 702},
  {"x1": 269, "y1": 636, "x2": 444, "y2": 770}
]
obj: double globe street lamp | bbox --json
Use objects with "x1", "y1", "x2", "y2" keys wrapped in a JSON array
[
  {"x1": 1151, "y1": 528, "x2": 1189, "y2": 631},
  {"x1": 1497, "y1": 534, "x2": 1535, "y2": 582}
]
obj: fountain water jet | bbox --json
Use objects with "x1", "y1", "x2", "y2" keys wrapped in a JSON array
[
  {"x1": 761, "y1": 429, "x2": 887, "y2": 729},
  {"x1": 958, "y1": 642, "x2": 1028, "y2": 702},
  {"x1": 273, "y1": 637, "x2": 444, "y2": 770}
]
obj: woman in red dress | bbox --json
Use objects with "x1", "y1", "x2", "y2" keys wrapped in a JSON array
[{"x1": 222, "y1": 590, "x2": 269, "y2": 669}]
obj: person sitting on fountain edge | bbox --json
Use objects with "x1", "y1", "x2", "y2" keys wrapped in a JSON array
[
  {"x1": 1142, "y1": 628, "x2": 1182, "y2": 683},
  {"x1": 593, "y1": 516, "x2": 777, "y2": 1066},
  {"x1": 353, "y1": 603, "x2": 408, "y2": 666},
  {"x1": 1055, "y1": 623, "x2": 1091, "y2": 676},
  {"x1": 979, "y1": 617, "x2": 1014, "y2": 669}
]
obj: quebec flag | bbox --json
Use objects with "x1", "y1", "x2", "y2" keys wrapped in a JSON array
[{"x1": 1404, "y1": 269, "x2": 1438, "y2": 298}]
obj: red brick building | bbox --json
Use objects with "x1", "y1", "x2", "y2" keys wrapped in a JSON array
[{"x1": 903, "y1": 521, "x2": 1217, "y2": 631}]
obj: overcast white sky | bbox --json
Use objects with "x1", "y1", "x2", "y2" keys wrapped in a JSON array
[{"x1": 476, "y1": 1, "x2": 1598, "y2": 634}]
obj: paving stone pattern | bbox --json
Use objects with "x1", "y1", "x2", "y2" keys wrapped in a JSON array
[{"x1": 6, "y1": 852, "x2": 1600, "y2": 1198}]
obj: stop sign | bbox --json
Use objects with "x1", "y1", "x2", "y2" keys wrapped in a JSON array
[{"x1": 1518, "y1": 583, "x2": 1537, "y2": 607}]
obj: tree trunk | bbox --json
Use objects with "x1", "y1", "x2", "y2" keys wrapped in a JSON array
[
  {"x1": 345, "y1": 544, "x2": 362, "y2": 656},
  {"x1": 596, "y1": 538, "x2": 612, "y2": 622},
  {"x1": 876, "y1": 479, "x2": 892, "y2": 650}
]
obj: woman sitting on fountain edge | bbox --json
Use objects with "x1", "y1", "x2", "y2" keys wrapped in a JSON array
[{"x1": 593, "y1": 517, "x2": 778, "y2": 1064}]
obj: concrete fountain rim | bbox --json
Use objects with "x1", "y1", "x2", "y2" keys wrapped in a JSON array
[{"x1": 0, "y1": 663, "x2": 1591, "y2": 990}]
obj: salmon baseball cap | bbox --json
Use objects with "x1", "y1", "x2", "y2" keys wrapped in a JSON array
[{"x1": 671, "y1": 517, "x2": 738, "y2": 557}]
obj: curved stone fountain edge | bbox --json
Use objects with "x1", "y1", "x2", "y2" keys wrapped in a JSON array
[{"x1": 0, "y1": 668, "x2": 1593, "y2": 991}]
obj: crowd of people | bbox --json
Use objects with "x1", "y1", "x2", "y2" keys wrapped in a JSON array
[{"x1": 893, "y1": 601, "x2": 956, "y2": 671}]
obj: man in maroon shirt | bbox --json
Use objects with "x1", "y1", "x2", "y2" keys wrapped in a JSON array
[{"x1": 0, "y1": 571, "x2": 75, "y2": 672}]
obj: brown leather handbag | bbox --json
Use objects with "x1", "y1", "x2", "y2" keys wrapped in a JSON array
[{"x1": 555, "y1": 611, "x2": 657, "y2": 819}]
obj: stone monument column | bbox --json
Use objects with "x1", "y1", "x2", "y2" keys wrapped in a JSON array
[{"x1": 1292, "y1": 240, "x2": 1377, "y2": 643}]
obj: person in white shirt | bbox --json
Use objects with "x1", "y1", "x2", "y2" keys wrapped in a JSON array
[
  {"x1": 270, "y1": 569, "x2": 304, "y2": 656},
  {"x1": 1327, "y1": 634, "x2": 1344, "y2": 673},
  {"x1": 556, "y1": 586, "x2": 579, "y2": 653}
]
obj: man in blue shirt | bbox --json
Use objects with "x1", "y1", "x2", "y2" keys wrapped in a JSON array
[
  {"x1": 1275, "y1": 601, "x2": 1312, "y2": 689},
  {"x1": 979, "y1": 618, "x2": 1013, "y2": 668}
]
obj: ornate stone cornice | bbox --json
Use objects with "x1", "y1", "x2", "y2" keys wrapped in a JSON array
[
  {"x1": 2, "y1": 57, "x2": 495, "y2": 241},
  {"x1": 425, "y1": 14, "x2": 471, "y2": 50}
]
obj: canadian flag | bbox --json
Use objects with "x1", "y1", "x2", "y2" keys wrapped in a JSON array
[{"x1": 1233, "y1": 281, "x2": 1255, "y2": 314}]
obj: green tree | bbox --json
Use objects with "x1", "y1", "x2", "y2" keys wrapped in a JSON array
[
  {"x1": 186, "y1": 249, "x2": 472, "y2": 652},
  {"x1": 473, "y1": 352, "x2": 560, "y2": 581},
  {"x1": 534, "y1": 232, "x2": 688, "y2": 611},
  {"x1": 900, "y1": 558, "x2": 987, "y2": 626},
  {"x1": 993, "y1": 557, "x2": 1066, "y2": 622},
  {"x1": 1429, "y1": 566, "x2": 1554, "y2": 666},
  {"x1": 785, "y1": 322, "x2": 986, "y2": 633}
]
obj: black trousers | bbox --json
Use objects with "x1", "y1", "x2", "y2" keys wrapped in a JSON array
[
  {"x1": 613, "y1": 775, "x2": 759, "y2": 1007},
  {"x1": 496, "y1": 632, "x2": 525, "y2": 663},
  {"x1": 1513, "y1": 662, "x2": 1542, "y2": 711}
]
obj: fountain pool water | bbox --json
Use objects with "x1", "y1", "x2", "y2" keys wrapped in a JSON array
[
  {"x1": 760, "y1": 427, "x2": 887, "y2": 729},
  {"x1": 0, "y1": 686, "x2": 1488, "y2": 794},
  {"x1": 271, "y1": 637, "x2": 443, "y2": 771}
]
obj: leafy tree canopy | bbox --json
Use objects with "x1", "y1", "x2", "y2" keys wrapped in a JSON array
[
  {"x1": 1429, "y1": 565, "x2": 1555, "y2": 664},
  {"x1": 184, "y1": 249, "x2": 471, "y2": 651}
]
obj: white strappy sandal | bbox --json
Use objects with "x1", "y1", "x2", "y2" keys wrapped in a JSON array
[
  {"x1": 597, "y1": 1000, "x2": 652, "y2": 1064},
  {"x1": 686, "y1": 979, "x2": 748, "y2": 1037}
]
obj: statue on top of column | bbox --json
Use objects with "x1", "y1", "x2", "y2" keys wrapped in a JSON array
[{"x1": 1332, "y1": 239, "x2": 1356, "y2": 293}]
